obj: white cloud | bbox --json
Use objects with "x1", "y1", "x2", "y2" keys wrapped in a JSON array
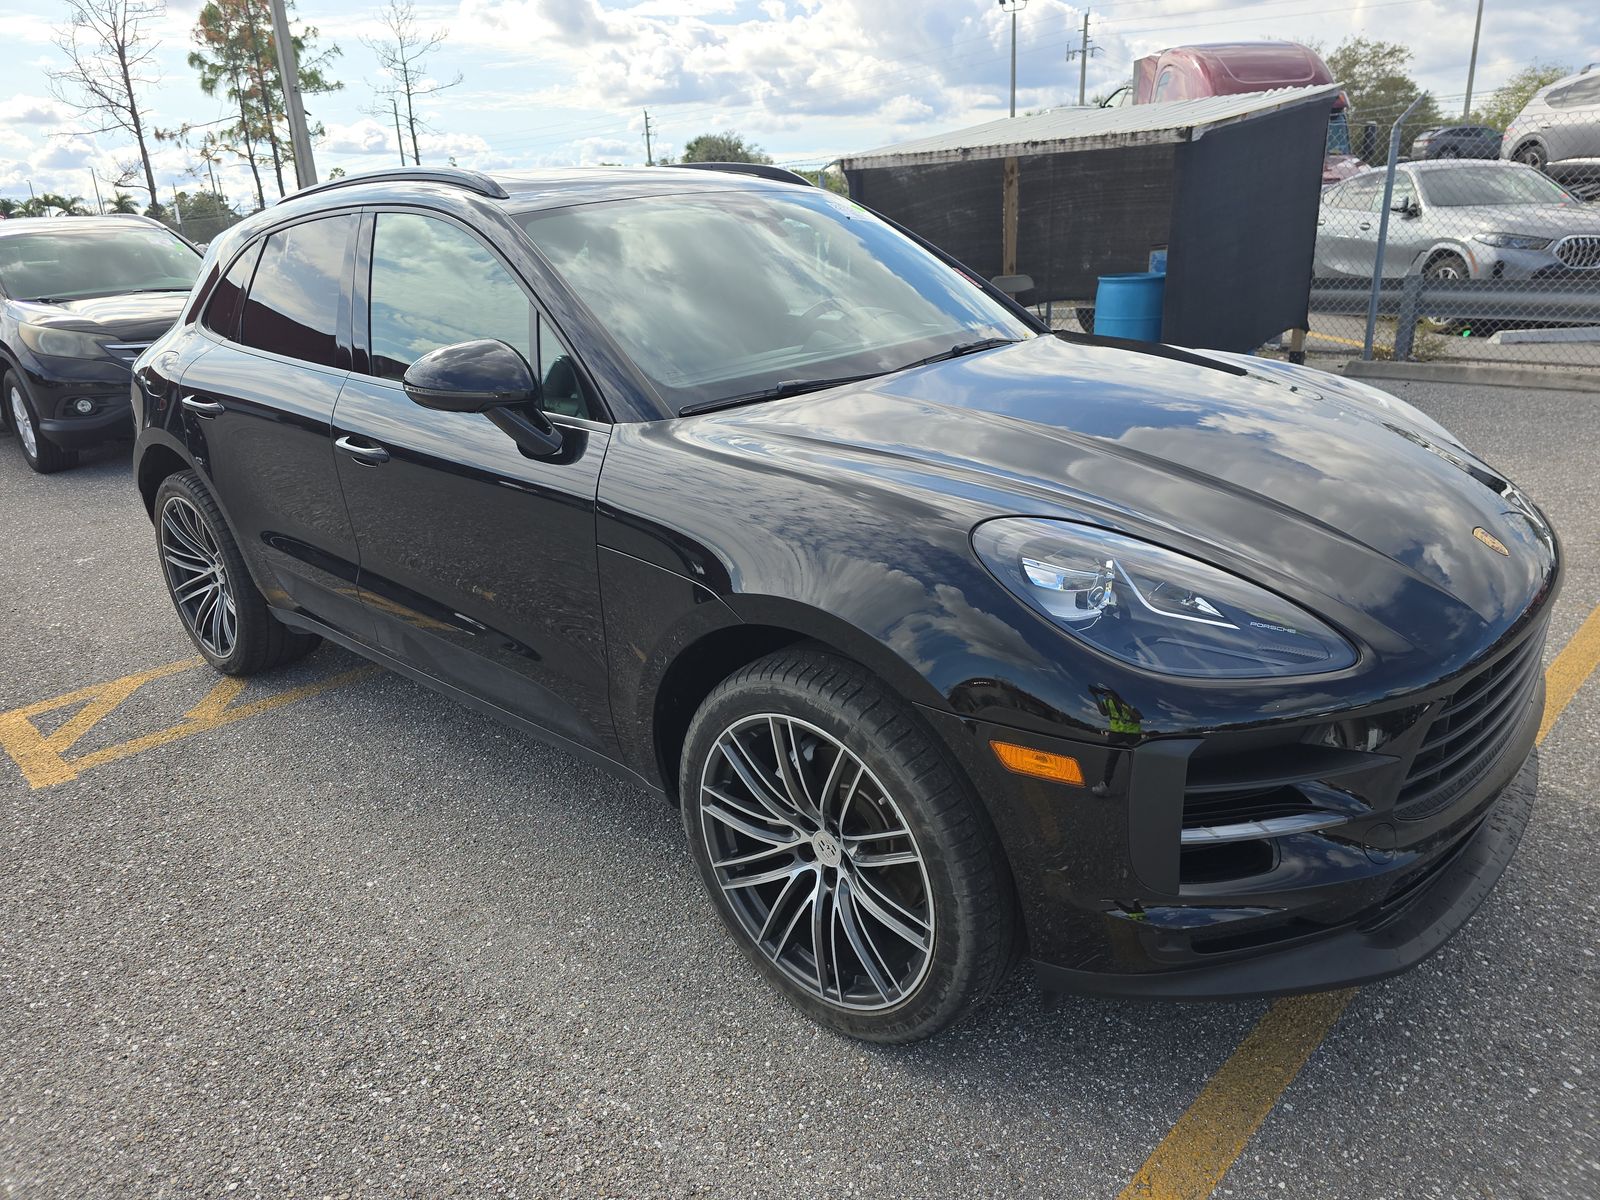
[{"x1": 0, "y1": 93, "x2": 72, "y2": 125}]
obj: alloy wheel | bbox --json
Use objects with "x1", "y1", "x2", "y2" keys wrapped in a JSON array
[
  {"x1": 698, "y1": 714, "x2": 935, "y2": 1011},
  {"x1": 160, "y1": 494, "x2": 238, "y2": 658},
  {"x1": 10, "y1": 386, "x2": 37, "y2": 460}
]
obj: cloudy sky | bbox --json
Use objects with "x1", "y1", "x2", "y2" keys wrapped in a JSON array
[{"x1": 2, "y1": 0, "x2": 1597, "y2": 208}]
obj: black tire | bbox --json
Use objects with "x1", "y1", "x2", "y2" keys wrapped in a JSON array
[
  {"x1": 680, "y1": 648, "x2": 1018, "y2": 1043},
  {"x1": 5, "y1": 370, "x2": 78, "y2": 474},
  {"x1": 1514, "y1": 141, "x2": 1547, "y2": 171},
  {"x1": 153, "y1": 469, "x2": 320, "y2": 675}
]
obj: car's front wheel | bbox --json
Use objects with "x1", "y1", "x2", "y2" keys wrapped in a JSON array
[
  {"x1": 681, "y1": 648, "x2": 1017, "y2": 1042},
  {"x1": 5, "y1": 371, "x2": 77, "y2": 474},
  {"x1": 153, "y1": 470, "x2": 321, "y2": 675}
]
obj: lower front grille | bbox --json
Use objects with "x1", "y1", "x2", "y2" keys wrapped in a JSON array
[{"x1": 1396, "y1": 633, "x2": 1543, "y2": 820}]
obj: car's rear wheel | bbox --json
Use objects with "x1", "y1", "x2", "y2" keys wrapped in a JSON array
[
  {"x1": 681, "y1": 648, "x2": 1017, "y2": 1042},
  {"x1": 5, "y1": 371, "x2": 77, "y2": 474},
  {"x1": 1515, "y1": 141, "x2": 1547, "y2": 171},
  {"x1": 153, "y1": 470, "x2": 320, "y2": 675}
]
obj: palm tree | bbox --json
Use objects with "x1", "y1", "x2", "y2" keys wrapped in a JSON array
[
  {"x1": 108, "y1": 192, "x2": 140, "y2": 214},
  {"x1": 35, "y1": 193, "x2": 89, "y2": 216},
  {"x1": 0, "y1": 198, "x2": 19, "y2": 218},
  {"x1": 18, "y1": 198, "x2": 48, "y2": 217}
]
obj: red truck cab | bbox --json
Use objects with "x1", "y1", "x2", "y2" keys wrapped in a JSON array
[{"x1": 1130, "y1": 41, "x2": 1365, "y2": 184}]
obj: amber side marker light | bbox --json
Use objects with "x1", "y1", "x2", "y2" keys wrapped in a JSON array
[{"x1": 989, "y1": 740, "x2": 1085, "y2": 786}]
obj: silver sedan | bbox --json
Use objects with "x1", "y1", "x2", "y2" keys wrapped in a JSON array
[{"x1": 1314, "y1": 160, "x2": 1600, "y2": 281}]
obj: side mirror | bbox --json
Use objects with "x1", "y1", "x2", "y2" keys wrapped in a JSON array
[
  {"x1": 402, "y1": 338, "x2": 562, "y2": 457},
  {"x1": 403, "y1": 338, "x2": 538, "y2": 413}
]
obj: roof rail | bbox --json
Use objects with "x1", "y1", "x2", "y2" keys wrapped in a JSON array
[
  {"x1": 284, "y1": 167, "x2": 510, "y2": 203},
  {"x1": 666, "y1": 162, "x2": 816, "y2": 187}
]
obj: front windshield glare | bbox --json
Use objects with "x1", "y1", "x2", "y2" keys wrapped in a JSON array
[
  {"x1": 515, "y1": 189, "x2": 1030, "y2": 412},
  {"x1": 1422, "y1": 166, "x2": 1575, "y2": 207},
  {"x1": 0, "y1": 225, "x2": 201, "y2": 301}
]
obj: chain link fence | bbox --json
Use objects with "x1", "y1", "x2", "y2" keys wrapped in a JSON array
[{"x1": 1303, "y1": 93, "x2": 1600, "y2": 373}]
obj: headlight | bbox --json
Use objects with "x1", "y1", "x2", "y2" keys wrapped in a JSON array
[
  {"x1": 973, "y1": 520, "x2": 1358, "y2": 679},
  {"x1": 1472, "y1": 232, "x2": 1552, "y2": 251},
  {"x1": 18, "y1": 325, "x2": 107, "y2": 359}
]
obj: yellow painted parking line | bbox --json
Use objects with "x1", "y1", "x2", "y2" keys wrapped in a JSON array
[
  {"x1": 0, "y1": 657, "x2": 379, "y2": 789},
  {"x1": 1539, "y1": 605, "x2": 1600, "y2": 743},
  {"x1": 1117, "y1": 603, "x2": 1600, "y2": 1200},
  {"x1": 1306, "y1": 330, "x2": 1373, "y2": 350}
]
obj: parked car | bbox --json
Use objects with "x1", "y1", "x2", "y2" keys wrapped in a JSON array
[
  {"x1": 134, "y1": 167, "x2": 1557, "y2": 1042},
  {"x1": 1502, "y1": 65, "x2": 1600, "y2": 192},
  {"x1": 1314, "y1": 159, "x2": 1600, "y2": 280},
  {"x1": 1411, "y1": 125, "x2": 1502, "y2": 160},
  {"x1": 1127, "y1": 41, "x2": 1369, "y2": 185},
  {"x1": 0, "y1": 215, "x2": 201, "y2": 472}
]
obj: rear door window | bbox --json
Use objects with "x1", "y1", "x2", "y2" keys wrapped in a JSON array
[{"x1": 239, "y1": 215, "x2": 355, "y2": 368}]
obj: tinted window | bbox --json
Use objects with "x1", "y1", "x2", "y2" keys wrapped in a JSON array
[
  {"x1": 203, "y1": 243, "x2": 262, "y2": 340},
  {"x1": 0, "y1": 224, "x2": 199, "y2": 302},
  {"x1": 516, "y1": 189, "x2": 1028, "y2": 413},
  {"x1": 1549, "y1": 76, "x2": 1600, "y2": 108},
  {"x1": 368, "y1": 212, "x2": 534, "y2": 380},
  {"x1": 537, "y1": 314, "x2": 593, "y2": 420},
  {"x1": 239, "y1": 216, "x2": 353, "y2": 367},
  {"x1": 1418, "y1": 165, "x2": 1575, "y2": 206},
  {"x1": 1330, "y1": 176, "x2": 1379, "y2": 210}
]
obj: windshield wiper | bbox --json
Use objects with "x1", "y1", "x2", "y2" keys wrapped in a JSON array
[
  {"x1": 678, "y1": 373, "x2": 883, "y2": 417},
  {"x1": 119, "y1": 287, "x2": 193, "y2": 294},
  {"x1": 894, "y1": 336, "x2": 1019, "y2": 372}
]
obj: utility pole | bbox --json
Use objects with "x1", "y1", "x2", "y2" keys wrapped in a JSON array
[
  {"x1": 1064, "y1": 9, "x2": 1100, "y2": 106},
  {"x1": 998, "y1": 0, "x2": 1027, "y2": 118},
  {"x1": 391, "y1": 99, "x2": 407, "y2": 165},
  {"x1": 643, "y1": 108, "x2": 655, "y2": 165},
  {"x1": 90, "y1": 172, "x2": 104, "y2": 215},
  {"x1": 1462, "y1": 0, "x2": 1485, "y2": 117},
  {"x1": 268, "y1": 0, "x2": 318, "y2": 188},
  {"x1": 207, "y1": 156, "x2": 221, "y2": 199},
  {"x1": 172, "y1": 184, "x2": 184, "y2": 231}
]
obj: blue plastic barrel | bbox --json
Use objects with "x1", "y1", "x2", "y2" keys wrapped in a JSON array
[{"x1": 1094, "y1": 272, "x2": 1166, "y2": 341}]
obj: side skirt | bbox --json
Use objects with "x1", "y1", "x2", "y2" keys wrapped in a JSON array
[{"x1": 272, "y1": 607, "x2": 667, "y2": 799}]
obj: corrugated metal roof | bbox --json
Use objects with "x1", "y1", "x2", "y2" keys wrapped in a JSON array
[{"x1": 839, "y1": 84, "x2": 1341, "y2": 170}]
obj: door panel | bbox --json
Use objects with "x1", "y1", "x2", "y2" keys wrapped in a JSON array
[
  {"x1": 181, "y1": 213, "x2": 374, "y2": 642},
  {"x1": 334, "y1": 380, "x2": 612, "y2": 748},
  {"x1": 335, "y1": 207, "x2": 613, "y2": 749}
]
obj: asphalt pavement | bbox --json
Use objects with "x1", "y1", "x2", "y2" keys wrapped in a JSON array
[{"x1": 2, "y1": 377, "x2": 1597, "y2": 1199}]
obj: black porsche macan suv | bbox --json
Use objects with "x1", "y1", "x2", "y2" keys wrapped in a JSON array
[
  {"x1": 131, "y1": 166, "x2": 1559, "y2": 1042},
  {"x1": 1, "y1": 215, "x2": 200, "y2": 472}
]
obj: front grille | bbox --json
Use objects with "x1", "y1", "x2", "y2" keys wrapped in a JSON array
[
  {"x1": 1396, "y1": 634, "x2": 1543, "y2": 820},
  {"x1": 1554, "y1": 235, "x2": 1600, "y2": 269},
  {"x1": 103, "y1": 341, "x2": 152, "y2": 364}
]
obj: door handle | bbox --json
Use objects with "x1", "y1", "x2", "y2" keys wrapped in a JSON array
[
  {"x1": 181, "y1": 395, "x2": 225, "y2": 417},
  {"x1": 336, "y1": 435, "x2": 390, "y2": 465}
]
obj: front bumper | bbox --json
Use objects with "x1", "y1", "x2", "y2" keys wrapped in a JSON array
[
  {"x1": 923, "y1": 616, "x2": 1548, "y2": 1000},
  {"x1": 19, "y1": 359, "x2": 134, "y2": 448}
]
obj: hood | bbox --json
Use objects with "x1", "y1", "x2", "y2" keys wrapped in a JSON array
[
  {"x1": 701, "y1": 336, "x2": 1556, "y2": 664},
  {"x1": 1428, "y1": 202, "x2": 1600, "y2": 237},
  {"x1": 11, "y1": 291, "x2": 189, "y2": 343}
]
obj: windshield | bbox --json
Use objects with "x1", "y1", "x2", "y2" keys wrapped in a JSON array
[
  {"x1": 0, "y1": 224, "x2": 201, "y2": 301},
  {"x1": 1326, "y1": 112, "x2": 1352, "y2": 157},
  {"x1": 515, "y1": 189, "x2": 1030, "y2": 413},
  {"x1": 1419, "y1": 165, "x2": 1575, "y2": 207}
]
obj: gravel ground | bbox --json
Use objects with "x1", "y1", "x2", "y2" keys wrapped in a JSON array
[{"x1": 1, "y1": 377, "x2": 1597, "y2": 1199}]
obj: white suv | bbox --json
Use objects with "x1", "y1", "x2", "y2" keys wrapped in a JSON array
[{"x1": 1502, "y1": 66, "x2": 1600, "y2": 192}]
